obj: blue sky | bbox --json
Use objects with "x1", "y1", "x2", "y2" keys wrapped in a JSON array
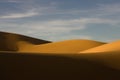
[{"x1": 0, "y1": 0, "x2": 120, "y2": 42}]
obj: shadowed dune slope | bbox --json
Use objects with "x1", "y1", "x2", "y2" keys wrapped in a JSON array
[
  {"x1": 18, "y1": 39, "x2": 105, "y2": 53},
  {"x1": 0, "y1": 52, "x2": 120, "y2": 80},
  {"x1": 0, "y1": 31, "x2": 51, "y2": 51},
  {"x1": 80, "y1": 40, "x2": 120, "y2": 53},
  {"x1": 78, "y1": 51, "x2": 120, "y2": 70}
]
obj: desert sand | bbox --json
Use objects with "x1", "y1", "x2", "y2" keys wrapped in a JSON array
[
  {"x1": 80, "y1": 40, "x2": 120, "y2": 53},
  {"x1": 0, "y1": 31, "x2": 120, "y2": 80},
  {"x1": 0, "y1": 31, "x2": 51, "y2": 51},
  {"x1": 18, "y1": 39, "x2": 105, "y2": 53},
  {"x1": 78, "y1": 40, "x2": 120, "y2": 70},
  {"x1": 0, "y1": 52, "x2": 120, "y2": 80}
]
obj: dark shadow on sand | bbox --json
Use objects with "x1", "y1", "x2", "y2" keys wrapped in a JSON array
[
  {"x1": 0, "y1": 52, "x2": 120, "y2": 80},
  {"x1": 0, "y1": 31, "x2": 51, "y2": 51}
]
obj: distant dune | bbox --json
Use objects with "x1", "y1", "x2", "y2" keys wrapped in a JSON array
[
  {"x1": 80, "y1": 40, "x2": 120, "y2": 53},
  {"x1": 18, "y1": 39, "x2": 105, "y2": 53},
  {"x1": 0, "y1": 31, "x2": 51, "y2": 51}
]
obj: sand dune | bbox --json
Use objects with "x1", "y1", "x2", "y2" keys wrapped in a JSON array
[
  {"x1": 0, "y1": 31, "x2": 51, "y2": 51},
  {"x1": 1, "y1": 31, "x2": 120, "y2": 79},
  {"x1": 67, "y1": 43, "x2": 120, "y2": 71},
  {"x1": 80, "y1": 40, "x2": 120, "y2": 53},
  {"x1": 78, "y1": 40, "x2": 120, "y2": 70},
  {"x1": 18, "y1": 39, "x2": 105, "y2": 53},
  {"x1": 0, "y1": 52, "x2": 120, "y2": 80},
  {"x1": 77, "y1": 51, "x2": 120, "y2": 70}
]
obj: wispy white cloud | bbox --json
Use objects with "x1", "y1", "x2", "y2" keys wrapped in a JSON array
[
  {"x1": 46, "y1": 35, "x2": 92, "y2": 41},
  {"x1": 0, "y1": 0, "x2": 31, "y2": 3},
  {"x1": 1, "y1": 0, "x2": 120, "y2": 19},
  {"x1": 97, "y1": 3, "x2": 120, "y2": 14},
  {"x1": 0, "y1": 11, "x2": 38, "y2": 19},
  {"x1": 0, "y1": 0, "x2": 57, "y2": 19},
  {"x1": 0, "y1": 17, "x2": 118, "y2": 39},
  {"x1": 0, "y1": 6, "x2": 56, "y2": 19},
  {"x1": 77, "y1": 18, "x2": 119, "y2": 25},
  {"x1": 1, "y1": 1, "x2": 120, "y2": 41},
  {"x1": 49, "y1": 3, "x2": 120, "y2": 18},
  {"x1": 81, "y1": 3, "x2": 120, "y2": 18}
]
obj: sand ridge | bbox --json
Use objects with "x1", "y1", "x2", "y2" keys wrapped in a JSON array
[
  {"x1": 0, "y1": 31, "x2": 51, "y2": 51},
  {"x1": 80, "y1": 40, "x2": 120, "y2": 53},
  {"x1": 18, "y1": 39, "x2": 105, "y2": 53},
  {"x1": 77, "y1": 40, "x2": 120, "y2": 70}
]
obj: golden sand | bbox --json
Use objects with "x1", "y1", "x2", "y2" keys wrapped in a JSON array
[
  {"x1": 1, "y1": 31, "x2": 120, "y2": 71},
  {"x1": 18, "y1": 39, "x2": 105, "y2": 53},
  {"x1": 80, "y1": 40, "x2": 120, "y2": 53}
]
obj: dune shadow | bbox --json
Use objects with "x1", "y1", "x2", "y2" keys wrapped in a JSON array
[
  {"x1": 0, "y1": 52, "x2": 120, "y2": 80},
  {"x1": 0, "y1": 31, "x2": 51, "y2": 51}
]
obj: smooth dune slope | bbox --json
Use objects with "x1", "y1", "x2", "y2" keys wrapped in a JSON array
[
  {"x1": 77, "y1": 51, "x2": 120, "y2": 70},
  {"x1": 0, "y1": 52, "x2": 120, "y2": 80},
  {"x1": 18, "y1": 39, "x2": 105, "y2": 53},
  {"x1": 80, "y1": 40, "x2": 120, "y2": 53},
  {"x1": 0, "y1": 31, "x2": 51, "y2": 51},
  {"x1": 78, "y1": 40, "x2": 120, "y2": 70}
]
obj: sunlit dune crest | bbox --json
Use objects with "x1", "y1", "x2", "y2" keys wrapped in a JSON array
[
  {"x1": 80, "y1": 40, "x2": 120, "y2": 53},
  {"x1": 78, "y1": 40, "x2": 120, "y2": 70},
  {"x1": 18, "y1": 39, "x2": 105, "y2": 53}
]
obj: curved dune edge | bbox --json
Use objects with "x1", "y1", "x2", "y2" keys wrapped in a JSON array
[
  {"x1": 0, "y1": 31, "x2": 51, "y2": 51},
  {"x1": 1, "y1": 50, "x2": 120, "y2": 70},
  {"x1": 80, "y1": 40, "x2": 120, "y2": 53},
  {"x1": 18, "y1": 39, "x2": 105, "y2": 53},
  {"x1": 78, "y1": 40, "x2": 120, "y2": 70},
  {"x1": 77, "y1": 51, "x2": 120, "y2": 70}
]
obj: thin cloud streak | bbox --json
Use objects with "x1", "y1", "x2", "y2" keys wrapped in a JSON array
[
  {"x1": 0, "y1": 11, "x2": 38, "y2": 19},
  {"x1": 0, "y1": 1, "x2": 120, "y2": 41},
  {"x1": 1, "y1": 1, "x2": 120, "y2": 19},
  {"x1": 0, "y1": 17, "x2": 119, "y2": 35}
]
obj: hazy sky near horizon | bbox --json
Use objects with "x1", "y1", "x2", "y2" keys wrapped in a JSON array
[{"x1": 0, "y1": 0, "x2": 120, "y2": 42}]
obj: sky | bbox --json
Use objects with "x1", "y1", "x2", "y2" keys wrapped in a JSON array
[{"x1": 0, "y1": 0, "x2": 120, "y2": 42}]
